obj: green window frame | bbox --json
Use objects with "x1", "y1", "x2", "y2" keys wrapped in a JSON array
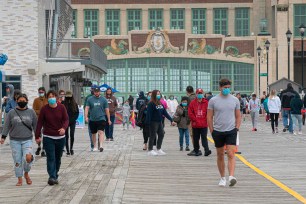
[
  {"x1": 214, "y1": 8, "x2": 228, "y2": 35},
  {"x1": 170, "y1": 9, "x2": 185, "y2": 30},
  {"x1": 71, "y1": 9, "x2": 77, "y2": 38},
  {"x1": 294, "y1": 4, "x2": 306, "y2": 37},
  {"x1": 149, "y1": 9, "x2": 163, "y2": 30},
  {"x1": 235, "y1": 8, "x2": 250, "y2": 36},
  {"x1": 192, "y1": 8, "x2": 206, "y2": 34},
  {"x1": 127, "y1": 9, "x2": 142, "y2": 32},
  {"x1": 84, "y1": 9, "x2": 99, "y2": 38},
  {"x1": 106, "y1": 9, "x2": 120, "y2": 35}
]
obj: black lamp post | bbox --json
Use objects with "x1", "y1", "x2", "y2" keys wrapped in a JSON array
[
  {"x1": 265, "y1": 40, "x2": 270, "y2": 93},
  {"x1": 286, "y1": 29, "x2": 292, "y2": 80},
  {"x1": 300, "y1": 24, "x2": 305, "y2": 88},
  {"x1": 257, "y1": 46, "x2": 262, "y2": 96}
]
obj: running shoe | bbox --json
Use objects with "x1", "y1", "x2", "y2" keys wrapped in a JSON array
[
  {"x1": 99, "y1": 147, "x2": 104, "y2": 152},
  {"x1": 185, "y1": 146, "x2": 190, "y2": 151},
  {"x1": 204, "y1": 150, "x2": 212, "y2": 156},
  {"x1": 218, "y1": 177, "x2": 226, "y2": 187},
  {"x1": 35, "y1": 147, "x2": 41, "y2": 156},
  {"x1": 70, "y1": 150, "x2": 74, "y2": 155},
  {"x1": 293, "y1": 131, "x2": 297, "y2": 135},
  {"x1": 93, "y1": 148, "x2": 98, "y2": 152},
  {"x1": 110, "y1": 138, "x2": 114, "y2": 141},
  {"x1": 275, "y1": 127, "x2": 279, "y2": 133},
  {"x1": 180, "y1": 146, "x2": 183, "y2": 151},
  {"x1": 41, "y1": 150, "x2": 46, "y2": 157},
  {"x1": 298, "y1": 131, "x2": 303, "y2": 135},
  {"x1": 148, "y1": 150, "x2": 158, "y2": 156},
  {"x1": 229, "y1": 176, "x2": 237, "y2": 187},
  {"x1": 156, "y1": 149, "x2": 166, "y2": 156}
]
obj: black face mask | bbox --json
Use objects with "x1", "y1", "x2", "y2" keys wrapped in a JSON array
[{"x1": 17, "y1": 102, "x2": 28, "y2": 108}]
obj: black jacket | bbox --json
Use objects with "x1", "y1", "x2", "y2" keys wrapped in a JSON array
[
  {"x1": 290, "y1": 95, "x2": 303, "y2": 115},
  {"x1": 281, "y1": 88, "x2": 299, "y2": 108},
  {"x1": 63, "y1": 101, "x2": 79, "y2": 124}
]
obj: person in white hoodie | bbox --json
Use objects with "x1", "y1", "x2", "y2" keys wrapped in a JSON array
[{"x1": 268, "y1": 90, "x2": 281, "y2": 134}]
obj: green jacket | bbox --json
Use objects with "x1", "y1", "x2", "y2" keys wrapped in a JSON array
[{"x1": 290, "y1": 95, "x2": 303, "y2": 115}]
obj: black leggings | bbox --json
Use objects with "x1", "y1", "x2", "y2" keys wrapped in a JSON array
[
  {"x1": 142, "y1": 125, "x2": 150, "y2": 144},
  {"x1": 65, "y1": 122, "x2": 76, "y2": 152},
  {"x1": 270, "y1": 113, "x2": 279, "y2": 131}
]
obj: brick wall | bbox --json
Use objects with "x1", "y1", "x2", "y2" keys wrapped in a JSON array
[
  {"x1": 72, "y1": 0, "x2": 252, "y2": 4},
  {"x1": 168, "y1": 33, "x2": 185, "y2": 48},
  {"x1": 131, "y1": 34, "x2": 148, "y2": 49},
  {"x1": 224, "y1": 40, "x2": 254, "y2": 57}
]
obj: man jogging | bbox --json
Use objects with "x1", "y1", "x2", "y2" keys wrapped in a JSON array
[{"x1": 207, "y1": 78, "x2": 241, "y2": 187}]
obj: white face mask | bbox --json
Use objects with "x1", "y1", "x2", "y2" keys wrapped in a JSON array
[{"x1": 39, "y1": 93, "x2": 45, "y2": 97}]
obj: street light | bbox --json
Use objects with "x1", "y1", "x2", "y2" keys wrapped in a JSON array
[
  {"x1": 286, "y1": 29, "x2": 292, "y2": 80},
  {"x1": 299, "y1": 24, "x2": 305, "y2": 88},
  {"x1": 265, "y1": 40, "x2": 270, "y2": 93},
  {"x1": 257, "y1": 46, "x2": 262, "y2": 96}
]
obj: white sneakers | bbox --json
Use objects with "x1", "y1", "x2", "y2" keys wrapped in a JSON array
[
  {"x1": 219, "y1": 176, "x2": 237, "y2": 187},
  {"x1": 147, "y1": 149, "x2": 166, "y2": 156},
  {"x1": 298, "y1": 131, "x2": 303, "y2": 135},
  {"x1": 93, "y1": 148, "x2": 98, "y2": 152}
]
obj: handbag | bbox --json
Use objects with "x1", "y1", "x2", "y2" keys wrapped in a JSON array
[{"x1": 14, "y1": 109, "x2": 32, "y2": 132}]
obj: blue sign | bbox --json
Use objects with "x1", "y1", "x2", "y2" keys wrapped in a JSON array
[
  {"x1": 76, "y1": 107, "x2": 85, "y2": 129},
  {"x1": 0, "y1": 54, "x2": 8, "y2": 66}
]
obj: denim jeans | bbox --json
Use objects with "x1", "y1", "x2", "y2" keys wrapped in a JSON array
[
  {"x1": 65, "y1": 122, "x2": 76, "y2": 152},
  {"x1": 292, "y1": 114, "x2": 302, "y2": 132},
  {"x1": 122, "y1": 116, "x2": 129, "y2": 129},
  {"x1": 105, "y1": 115, "x2": 116, "y2": 139},
  {"x1": 88, "y1": 124, "x2": 93, "y2": 149},
  {"x1": 10, "y1": 139, "x2": 34, "y2": 178},
  {"x1": 282, "y1": 110, "x2": 293, "y2": 133},
  {"x1": 43, "y1": 137, "x2": 65, "y2": 180},
  {"x1": 178, "y1": 128, "x2": 190, "y2": 147}
]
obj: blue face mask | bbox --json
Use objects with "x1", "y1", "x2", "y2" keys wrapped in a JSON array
[
  {"x1": 157, "y1": 95, "x2": 161, "y2": 100},
  {"x1": 48, "y1": 97, "x2": 56, "y2": 105},
  {"x1": 147, "y1": 96, "x2": 151, "y2": 100},
  {"x1": 182, "y1": 102, "x2": 188, "y2": 107},
  {"x1": 197, "y1": 94, "x2": 204, "y2": 99},
  {"x1": 222, "y1": 88, "x2": 231, "y2": 96}
]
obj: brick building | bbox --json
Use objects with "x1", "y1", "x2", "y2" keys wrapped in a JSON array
[{"x1": 71, "y1": 0, "x2": 306, "y2": 98}]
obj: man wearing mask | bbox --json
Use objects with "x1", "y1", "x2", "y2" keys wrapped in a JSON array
[
  {"x1": 207, "y1": 78, "x2": 241, "y2": 187},
  {"x1": 33, "y1": 87, "x2": 48, "y2": 156},
  {"x1": 187, "y1": 88, "x2": 211, "y2": 157},
  {"x1": 105, "y1": 88, "x2": 118, "y2": 141}
]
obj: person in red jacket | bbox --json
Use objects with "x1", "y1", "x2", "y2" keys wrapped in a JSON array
[{"x1": 187, "y1": 88, "x2": 212, "y2": 157}]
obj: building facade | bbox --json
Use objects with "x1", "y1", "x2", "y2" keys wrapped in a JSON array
[{"x1": 70, "y1": 0, "x2": 306, "y2": 99}]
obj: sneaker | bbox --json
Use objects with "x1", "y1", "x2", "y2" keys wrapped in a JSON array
[
  {"x1": 99, "y1": 147, "x2": 104, "y2": 152},
  {"x1": 204, "y1": 150, "x2": 212, "y2": 156},
  {"x1": 93, "y1": 148, "x2": 98, "y2": 152},
  {"x1": 66, "y1": 152, "x2": 70, "y2": 156},
  {"x1": 110, "y1": 138, "x2": 114, "y2": 141},
  {"x1": 229, "y1": 176, "x2": 237, "y2": 187},
  {"x1": 41, "y1": 150, "x2": 46, "y2": 157},
  {"x1": 148, "y1": 150, "x2": 158, "y2": 156},
  {"x1": 156, "y1": 149, "x2": 166, "y2": 156},
  {"x1": 195, "y1": 151, "x2": 202, "y2": 156},
  {"x1": 35, "y1": 147, "x2": 41, "y2": 156},
  {"x1": 48, "y1": 178, "x2": 56, "y2": 186},
  {"x1": 252, "y1": 128, "x2": 255, "y2": 131},
  {"x1": 70, "y1": 150, "x2": 74, "y2": 155},
  {"x1": 187, "y1": 150, "x2": 196, "y2": 156},
  {"x1": 293, "y1": 131, "x2": 297, "y2": 135},
  {"x1": 254, "y1": 128, "x2": 257, "y2": 131},
  {"x1": 180, "y1": 146, "x2": 183, "y2": 151},
  {"x1": 218, "y1": 177, "x2": 226, "y2": 187},
  {"x1": 185, "y1": 146, "x2": 190, "y2": 151},
  {"x1": 275, "y1": 128, "x2": 279, "y2": 133},
  {"x1": 298, "y1": 131, "x2": 302, "y2": 135},
  {"x1": 272, "y1": 130, "x2": 275, "y2": 134},
  {"x1": 54, "y1": 179, "x2": 59, "y2": 185},
  {"x1": 283, "y1": 128, "x2": 287, "y2": 132}
]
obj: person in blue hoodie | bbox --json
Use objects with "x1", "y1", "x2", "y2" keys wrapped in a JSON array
[
  {"x1": 290, "y1": 94, "x2": 303, "y2": 135},
  {"x1": 5, "y1": 89, "x2": 21, "y2": 113},
  {"x1": 145, "y1": 90, "x2": 176, "y2": 156}
]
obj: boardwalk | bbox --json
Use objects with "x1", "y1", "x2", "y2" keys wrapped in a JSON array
[{"x1": 0, "y1": 115, "x2": 305, "y2": 204}]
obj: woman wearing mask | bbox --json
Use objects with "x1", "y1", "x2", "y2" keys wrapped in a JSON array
[
  {"x1": 62, "y1": 90, "x2": 79, "y2": 156},
  {"x1": 35, "y1": 90, "x2": 69, "y2": 185},
  {"x1": 268, "y1": 90, "x2": 281, "y2": 134},
  {"x1": 145, "y1": 90, "x2": 176, "y2": 156},
  {"x1": 5, "y1": 89, "x2": 22, "y2": 113},
  {"x1": 173, "y1": 97, "x2": 190, "y2": 151},
  {"x1": 1, "y1": 94, "x2": 37, "y2": 186}
]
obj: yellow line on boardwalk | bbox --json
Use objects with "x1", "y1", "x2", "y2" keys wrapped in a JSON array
[{"x1": 207, "y1": 137, "x2": 306, "y2": 204}]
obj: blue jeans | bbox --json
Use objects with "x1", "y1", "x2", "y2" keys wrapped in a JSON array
[
  {"x1": 105, "y1": 115, "x2": 116, "y2": 139},
  {"x1": 10, "y1": 140, "x2": 34, "y2": 178},
  {"x1": 178, "y1": 128, "x2": 190, "y2": 147},
  {"x1": 88, "y1": 124, "x2": 93, "y2": 149},
  {"x1": 282, "y1": 110, "x2": 293, "y2": 133},
  {"x1": 123, "y1": 116, "x2": 130, "y2": 129},
  {"x1": 43, "y1": 137, "x2": 65, "y2": 180},
  {"x1": 292, "y1": 114, "x2": 302, "y2": 132}
]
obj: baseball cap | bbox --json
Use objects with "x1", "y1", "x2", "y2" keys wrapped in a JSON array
[
  {"x1": 196, "y1": 88, "x2": 204, "y2": 94},
  {"x1": 93, "y1": 87, "x2": 100, "y2": 92},
  {"x1": 66, "y1": 90, "x2": 73, "y2": 97}
]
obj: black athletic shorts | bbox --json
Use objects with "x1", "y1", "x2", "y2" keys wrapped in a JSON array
[
  {"x1": 212, "y1": 129, "x2": 237, "y2": 148},
  {"x1": 89, "y1": 120, "x2": 106, "y2": 134}
]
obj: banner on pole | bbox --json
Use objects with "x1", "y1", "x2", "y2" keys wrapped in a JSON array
[{"x1": 76, "y1": 107, "x2": 85, "y2": 129}]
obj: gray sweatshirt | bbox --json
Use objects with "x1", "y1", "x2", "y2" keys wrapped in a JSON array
[
  {"x1": 2, "y1": 108, "x2": 37, "y2": 141},
  {"x1": 122, "y1": 104, "x2": 131, "y2": 117}
]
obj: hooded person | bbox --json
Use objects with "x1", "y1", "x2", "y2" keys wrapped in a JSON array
[
  {"x1": 167, "y1": 95, "x2": 179, "y2": 117},
  {"x1": 6, "y1": 84, "x2": 15, "y2": 101},
  {"x1": 105, "y1": 87, "x2": 118, "y2": 141},
  {"x1": 136, "y1": 91, "x2": 148, "y2": 112},
  {"x1": 5, "y1": 89, "x2": 21, "y2": 113}
]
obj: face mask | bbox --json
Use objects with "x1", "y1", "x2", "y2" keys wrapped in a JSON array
[
  {"x1": 17, "y1": 101, "x2": 28, "y2": 108},
  {"x1": 222, "y1": 88, "x2": 231, "y2": 96},
  {"x1": 147, "y1": 96, "x2": 151, "y2": 100},
  {"x1": 157, "y1": 95, "x2": 161, "y2": 100},
  {"x1": 39, "y1": 93, "x2": 44, "y2": 97},
  {"x1": 48, "y1": 98, "x2": 57, "y2": 105},
  {"x1": 182, "y1": 102, "x2": 187, "y2": 107},
  {"x1": 197, "y1": 94, "x2": 204, "y2": 99}
]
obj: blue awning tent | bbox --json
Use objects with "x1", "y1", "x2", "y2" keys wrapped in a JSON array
[
  {"x1": 99, "y1": 83, "x2": 119, "y2": 93},
  {"x1": 0, "y1": 54, "x2": 8, "y2": 66}
]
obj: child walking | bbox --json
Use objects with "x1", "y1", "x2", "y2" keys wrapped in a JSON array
[
  {"x1": 122, "y1": 100, "x2": 131, "y2": 130},
  {"x1": 173, "y1": 97, "x2": 190, "y2": 151},
  {"x1": 249, "y1": 93, "x2": 260, "y2": 131}
]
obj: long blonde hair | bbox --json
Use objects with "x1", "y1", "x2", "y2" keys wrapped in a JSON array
[{"x1": 269, "y1": 89, "x2": 277, "y2": 99}]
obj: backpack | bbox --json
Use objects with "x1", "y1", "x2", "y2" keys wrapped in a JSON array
[{"x1": 136, "y1": 104, "x2": 146, "y2": 127}]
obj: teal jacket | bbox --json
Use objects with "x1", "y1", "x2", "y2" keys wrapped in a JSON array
[
  {"x1": 263, "y1": 98, "x2": 269, "y2": 113},
  {"x1": 290, "y1": 95, "x2": 303, "y2": 115}
]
